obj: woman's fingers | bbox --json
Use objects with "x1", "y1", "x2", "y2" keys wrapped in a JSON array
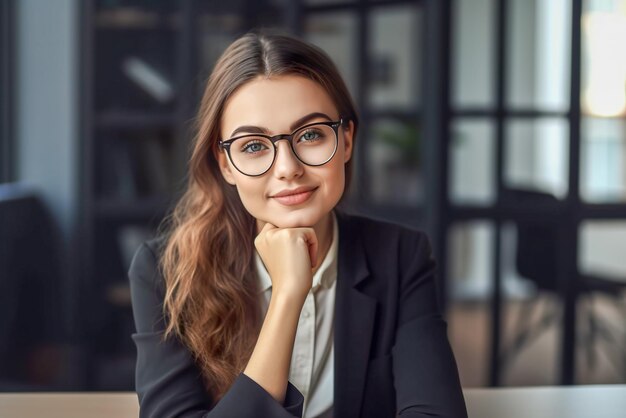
[
  {"x1": 303, "y1": 228, "x2": 318, "y2": 269},
  {"x1": 254, "y1": 224, "x2": 318, "y2": 299}
]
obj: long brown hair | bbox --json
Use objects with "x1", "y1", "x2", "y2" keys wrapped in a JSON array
[{"x1": 157, "y1": 30, "x2": 359, "y2": 402}]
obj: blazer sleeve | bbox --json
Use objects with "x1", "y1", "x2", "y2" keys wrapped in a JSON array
[
  {"x1": 129, "y1": 242, "x2": 305, "y2": 418},
  {"x1": 391, "y1": 231, "x2": 468, "y2": 418}
]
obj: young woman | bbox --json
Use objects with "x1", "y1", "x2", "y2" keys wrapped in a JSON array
[{"x1": 129, "y1": 31, "x2": 467, "y2": 418}]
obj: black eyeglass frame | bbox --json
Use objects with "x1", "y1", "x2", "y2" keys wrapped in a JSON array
[{"x1": 218, "y1": 118, "x2": 346, "y2": 177}]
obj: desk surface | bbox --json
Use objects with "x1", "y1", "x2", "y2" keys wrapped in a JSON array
[
  {"x1": 464, "y1": 385, "x2": 626, "y2": 418},
  {"x1": 0, "y1": 385, "x2": 624, "y2": 418},
  {"x1": 0, "y1": 392, "x2": 139, "y2": 418}
]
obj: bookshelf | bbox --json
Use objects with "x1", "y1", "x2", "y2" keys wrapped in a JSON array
[
  {"x1": 79, "y1": 0, "x2": 196, "y2": 390},
  {"x1": 79, "y1": 0, "x2": 293, "y2": 391}
]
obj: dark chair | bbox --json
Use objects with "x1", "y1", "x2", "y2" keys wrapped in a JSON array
[
  {"x1": 0, "y1": 183, "x2": 68, "y2": 390},
  {"x1": 499, "y1": 187, "x2": 626, "y2": 381}
]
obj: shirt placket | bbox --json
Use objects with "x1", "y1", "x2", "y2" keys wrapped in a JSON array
[{"x1": 293, "y1": 290, "x2": 316, "y2": 402}]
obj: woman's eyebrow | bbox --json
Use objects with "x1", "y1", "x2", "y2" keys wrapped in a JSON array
[{"x1": 229, "y1": 112, "x2": 333, "y2": 137}]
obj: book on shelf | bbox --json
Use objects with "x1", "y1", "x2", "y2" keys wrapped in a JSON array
[
  {"x1": 137, "y1": 138, "x2": 171, "y2": 196},
  {"x1": 122, "y1": 56, "x2": 175, "y2": 104},
  {"x1": 102, "y1": 137, "x2": 139, "y2": 199},
  {"x1": 102, "y1": 133, "x2": 175, "y2": 198}
]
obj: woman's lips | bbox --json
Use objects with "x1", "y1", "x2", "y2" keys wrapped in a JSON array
[{"x1": 271, "y1": 187, "x2": 317, "y2": 206}]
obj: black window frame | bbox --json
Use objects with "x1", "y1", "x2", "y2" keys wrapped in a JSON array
[
  {"x1": 0, "y1": 0, "x2": 15, "y2": 183},
  {"x1": 437, "y1": 0, "x2": 626, "y2": 387}
]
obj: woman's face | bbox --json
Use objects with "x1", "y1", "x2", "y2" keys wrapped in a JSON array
[{"x1": 217, "y1": 74, "x2": 354, "y2": 229}]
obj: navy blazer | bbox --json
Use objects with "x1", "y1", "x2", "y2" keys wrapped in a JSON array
[{"x1": 129, "y1": 209, "x2": 468, "y2": 418}]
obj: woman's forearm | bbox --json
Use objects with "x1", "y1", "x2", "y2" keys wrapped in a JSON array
[{"x1": 243, "y1": 292, "x2": 304, "y2": 404}]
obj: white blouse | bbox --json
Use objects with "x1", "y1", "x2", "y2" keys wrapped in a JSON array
[{"x1": 254, "y1": 212, "x2": 338, "y2": 418}]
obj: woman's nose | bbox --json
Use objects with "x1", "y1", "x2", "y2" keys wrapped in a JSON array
[{"x1": 272, "y1": 140, "x2": 304, "y2": 180}]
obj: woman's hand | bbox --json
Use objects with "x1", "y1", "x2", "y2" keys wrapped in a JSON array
[
  {"x1": 244, "y1": 222, "x2": 318, "y2": 403},
  {"x1": 254, "y1": 222, "x2": 318, "y2": 300}
]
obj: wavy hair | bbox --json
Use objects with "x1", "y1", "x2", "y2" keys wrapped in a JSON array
[{"x1": 156, "y1": 30, "x2": 359, "y2": 403}]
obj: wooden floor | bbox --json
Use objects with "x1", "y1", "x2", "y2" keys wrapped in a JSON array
[{"x1": 447, "y1": 293, "x2": 626, "y2": 387}]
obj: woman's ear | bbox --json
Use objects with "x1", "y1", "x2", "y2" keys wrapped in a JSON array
[
  {"x1": 216, "y1": 149, "x2": 237, "y2": 185},
  {"x1": 342, "y1": 120, "x2": 355, "y2": 163}
]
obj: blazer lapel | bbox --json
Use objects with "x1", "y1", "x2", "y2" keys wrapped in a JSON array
[{"x1": 333, "y1": 209, "x2": 378, "y2": 418}]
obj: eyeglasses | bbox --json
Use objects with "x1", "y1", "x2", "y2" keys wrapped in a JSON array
[{"x1": 218, "y1": 118, "x2": 345, "y2": 177}]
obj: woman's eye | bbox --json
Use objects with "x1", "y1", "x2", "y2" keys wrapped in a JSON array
[
  {"x1": 299, "y1": 130, "x2": 321, "y2": 142},
  {"x1": 241, "y1": 141, "x2": 267, "y2": 154}
]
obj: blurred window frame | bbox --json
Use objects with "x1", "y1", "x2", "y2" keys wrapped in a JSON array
[{"x1": 1, "y1": 0, "x2": 15, "y2": 183}]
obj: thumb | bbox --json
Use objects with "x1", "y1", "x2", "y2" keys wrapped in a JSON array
[{"x1": 304, "y1": 228, "x2": 319, "y2": 269}]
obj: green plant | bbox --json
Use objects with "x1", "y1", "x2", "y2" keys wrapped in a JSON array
[{"x1": 375, "y1": 122, "x2": 421, "y2": 167}]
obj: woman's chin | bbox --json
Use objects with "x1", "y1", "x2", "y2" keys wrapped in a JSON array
[{"x1": 270, "y1": 217, "x2": 316, "y2": 229}]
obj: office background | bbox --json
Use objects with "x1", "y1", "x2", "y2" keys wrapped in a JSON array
[{"x1": 0, "y1": 0, "x2": 625, "y2": 391}]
